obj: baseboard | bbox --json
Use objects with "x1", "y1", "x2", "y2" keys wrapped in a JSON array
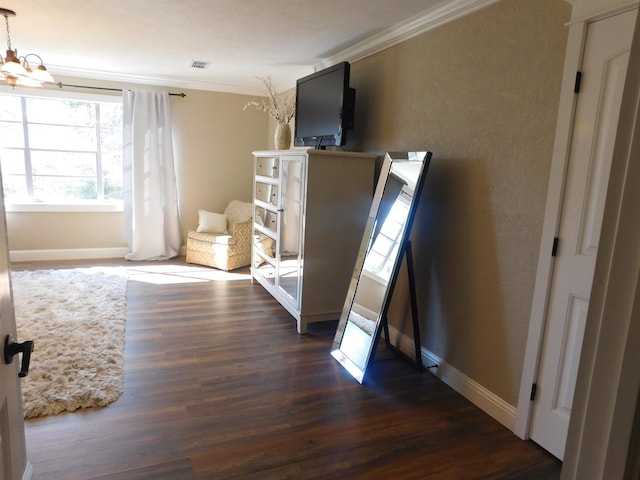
[
  {"x1": 387, "y1": 325, "x2": 516, "y2": 431},
  {"x1": 9, "y1": 247, "x2": 130, "y2": 263}
]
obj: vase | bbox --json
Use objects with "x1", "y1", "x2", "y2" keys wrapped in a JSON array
[{"x1": 274, "y1": 123, "x2": 291, "y2": 150}]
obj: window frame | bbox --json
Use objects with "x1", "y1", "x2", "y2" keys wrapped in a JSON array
[
  {"x1": 362, "y1": 188, "x2": 412, "y2": 284},
  {"x1": 0, "y1": 86, "x2": 124, "y2": 212}
]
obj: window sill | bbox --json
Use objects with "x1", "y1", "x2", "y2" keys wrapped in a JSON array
[
  {"x1": 5, "y1": 202, "x2": 124, "y2": 213},
  {"x1": 361, "y1": 268, "x2": 390, "y2": 286}
]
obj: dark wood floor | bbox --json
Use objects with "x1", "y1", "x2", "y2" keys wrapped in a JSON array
[{"x1": 19, "y1": 259, "x2": 561, "y2": 479}]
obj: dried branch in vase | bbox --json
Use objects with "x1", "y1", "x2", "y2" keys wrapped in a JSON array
[{"x1": 243, "y1": 76, "x2": 295, "y2": 124}]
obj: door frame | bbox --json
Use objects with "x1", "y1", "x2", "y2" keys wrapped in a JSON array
[
  {"x1": 563, "y1": 7, "x2": 640, "y2": 477},
  {"x1": 514, "y1": 0, "x2": 640, "y2": 439},
  {"x1": 0, "y1": 193, "x2": 31, "y2": 478}
]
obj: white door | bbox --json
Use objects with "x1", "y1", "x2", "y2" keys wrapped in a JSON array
[
  {"x1": 0, "y1": 184, "x2": 28, "y2": 478},
  {"x1": 529, "y1": 9, "x2": 636, "y2": 460}
]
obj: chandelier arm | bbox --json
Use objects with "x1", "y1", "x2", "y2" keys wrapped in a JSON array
[{"x1": 23, "y1": 53, "x2": 44, "y2": 65}]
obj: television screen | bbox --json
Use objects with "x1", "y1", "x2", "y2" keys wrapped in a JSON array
[{"x1": 294, "y1": 62, "x2": 355, "y2": 148}]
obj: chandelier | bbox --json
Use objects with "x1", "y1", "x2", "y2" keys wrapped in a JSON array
[{"x1": 0, "y1": 8, "x2": 54, "y2": 87}]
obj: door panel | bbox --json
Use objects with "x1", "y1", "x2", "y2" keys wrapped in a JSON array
[
  {"x1": 529, "y1": 9, "x2": 636, "y2": 460},
  {"x1": 277, "y1": 156, "x2": 304, "y2": 306},
  {"x1": 0, "y1": 188, "x2": 28, "y2": 476},
  {"x1": 578, "y1": 48, "x2": 633, "y2": 256}
]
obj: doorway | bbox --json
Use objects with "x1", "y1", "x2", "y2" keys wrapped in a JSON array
[{"x1": 515, "y1": 4, "x2": 638, "y2": 460}]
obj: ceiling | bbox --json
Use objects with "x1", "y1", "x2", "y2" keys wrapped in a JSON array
[{"x1": 0, "y1": 0, "x2": 491, "y2": 95}]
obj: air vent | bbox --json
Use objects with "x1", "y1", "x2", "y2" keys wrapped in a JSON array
[{"x1": 191, "y1": 60, "x2": 210, "y2": 70}]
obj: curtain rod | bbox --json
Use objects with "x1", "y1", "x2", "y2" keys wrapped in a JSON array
[{"x1": 56, "y1": 82, "x2": 187, "y2": 97}]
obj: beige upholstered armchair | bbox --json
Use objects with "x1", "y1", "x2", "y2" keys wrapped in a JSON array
[{"x1": 186, "y1": 200, "x2": 253, "y2": 271}]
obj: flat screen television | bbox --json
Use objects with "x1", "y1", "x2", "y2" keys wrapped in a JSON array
[{"x1": 294, "y1": 61, "x2": 355, "y2": 149}]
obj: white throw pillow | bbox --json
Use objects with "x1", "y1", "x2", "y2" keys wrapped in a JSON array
[{"x1": 197, "y1": 210, "x2": 228, "y2": 233}]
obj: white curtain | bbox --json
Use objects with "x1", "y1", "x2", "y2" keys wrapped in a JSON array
[{"x1": 122, "y1": 90, "x2": 181, "y2": 260}]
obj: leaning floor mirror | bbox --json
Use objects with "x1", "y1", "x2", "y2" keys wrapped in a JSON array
[{"x1": 331, "y1": 151, "x2": 432, "y2": 383}]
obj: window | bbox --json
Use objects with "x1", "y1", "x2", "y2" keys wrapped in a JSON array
[
  {"x1": 363, "y1": 191, "x2": 411, "y2": 281},
  {"x1": 0, "y1": 92, "x2": 123, "y2": 206}
]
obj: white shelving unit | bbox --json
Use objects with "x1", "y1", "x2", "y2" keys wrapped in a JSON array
[{"x1": 251, "y1": 149, "x2": 376, "y2": 334}]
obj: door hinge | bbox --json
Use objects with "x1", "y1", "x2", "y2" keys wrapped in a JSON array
[
  {"x1": 530, "y1": 383, "x2": 538, "y2": 401},
  {"x1": 574, "y1": 71, "x2": 582, "y2": 93},
  {"x1": 552, "y1": 237, "x2": 559, "y2": 257}
]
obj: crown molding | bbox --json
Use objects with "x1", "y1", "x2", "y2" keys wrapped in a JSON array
[{"x1": 316, "y1": 0, "x2": 501, "y2": 70}]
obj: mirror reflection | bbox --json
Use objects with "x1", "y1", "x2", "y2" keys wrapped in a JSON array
[{"x1": 331, "y1": 151, "x2": 432, "y2": 383}]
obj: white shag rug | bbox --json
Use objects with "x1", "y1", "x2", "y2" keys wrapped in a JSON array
[
  {"x1": 12, "y1": 267, "x2": 128, "y2": 419},
  {"x1": 348, "y1": 310, "x2": 377, "y2": 336}
]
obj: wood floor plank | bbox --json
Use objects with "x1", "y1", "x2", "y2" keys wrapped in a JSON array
[
  {"x1": 19, "y1": 259, "x2": 561, "y2": 479},
  {"x1": 92, "y1": 459, "x2": 195, "y2": 480}
]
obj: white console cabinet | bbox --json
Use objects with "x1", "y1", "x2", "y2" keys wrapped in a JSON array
[{"x1": 251, "y1": 149, "x2": 376, "y2": 334}]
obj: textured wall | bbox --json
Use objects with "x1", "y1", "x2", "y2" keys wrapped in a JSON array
[
  {"x1": 346, "y1": 0, "x2": 571, "y2": 404},
  {"x1": 172, "y1": 88, "x2": 268, "y2": 236}
]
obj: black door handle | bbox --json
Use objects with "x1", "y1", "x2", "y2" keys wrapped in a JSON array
[{"x1": 4, "y1": 335, "x2": 34, "y2": 378}]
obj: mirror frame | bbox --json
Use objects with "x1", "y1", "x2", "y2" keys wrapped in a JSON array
[{"x1": 331, "y1": 151, "x2": 432, "y2": 383}]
